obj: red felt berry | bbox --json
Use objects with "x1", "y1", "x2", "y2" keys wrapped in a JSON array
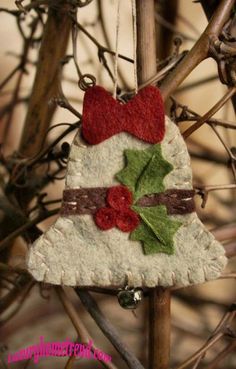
[
  {"x1": 94, "y1": 207, "x2": 117, "y2": 230},
  {"x1": 116, "y1": 209, "x2": 140, "y2": 232},
  {"x1": 107, "y1": 185, "x2": 133, "y2": 211}
]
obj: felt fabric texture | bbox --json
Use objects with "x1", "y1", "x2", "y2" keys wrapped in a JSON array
[
  {"x1": 107, "y1": 186, "x2": 133, "y2": 211},
  {"x1": 82, "y1": 85, "x2": 165, "y2": 144},
  {"x1": 94, "y1": 207, "x2": 117, "y2": 230},
  {"x1": 131, "y1": 205, "x2": 182, "y2": 255},
  {"x1": 60, "y1": 188, "x2": 195, "y2": 216},
  {"x1": 136, "y1": 189, "x2": 195, "y2": 214},
  {"x1": 115, "y1": 145, "x2": 182, "y2": 254},
  {"x1": 61, "y1": 187, "x2": 107, "y2": 215},
  {"x1": 26, "y1": 116, "x2": 227, "y2": 288},
  {"x1": 115, "y1": 209, "x2": 140, "y2": 232},
  {"x1": 66, "y1": 131, "x2": 150, "y2": 189},
  {"x1": 116, "y1": 144, "x2": 173, "y2": 201},
  {"x1": 93, "y1": 186, "x2": 139, "y2": 232}
]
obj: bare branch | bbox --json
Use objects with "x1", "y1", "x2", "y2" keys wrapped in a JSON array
[
  {"x1": 55, "y1": 287, "x2": 118, "y2": 369},
  {"x1": 76, "y1": 289, "x2": 145, "y2": 369},
  {"x1": 160, "y1": 0, "x2": 235, "y2": 100},
  {"x1": 183, "y1": 87, "x2": 236, "y2": 139}
]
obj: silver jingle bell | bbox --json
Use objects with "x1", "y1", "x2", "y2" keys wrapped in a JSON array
[{"x1": 117, "y1": 287, "x2": 143, "y2": 309}]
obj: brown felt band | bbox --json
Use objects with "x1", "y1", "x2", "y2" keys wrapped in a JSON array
[
  {"x1": 136, "y1": 189, "x2": 196, "y2": 215},
  {"x1": 60, "y1": 188, "x2": 195, "y2": 216}
]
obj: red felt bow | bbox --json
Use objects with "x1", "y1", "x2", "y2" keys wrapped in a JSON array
[{"x1": 82, "y1": 85, "x2": 165, "y2": 145}]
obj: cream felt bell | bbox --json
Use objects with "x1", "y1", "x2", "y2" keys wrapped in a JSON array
[{"x1": 26, "y1": 85, "x2": 227, "y2": 288}]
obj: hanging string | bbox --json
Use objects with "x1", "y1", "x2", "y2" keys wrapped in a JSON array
[
  {"x1": 113, "y1": 0, "x2": 138, "y2": 98},
  {"x1": 113, "y1": 0, "x2": 120, "y2": 98},
  {"x1": 131, "y1": 0, "x2": 138, "y2": 94}
]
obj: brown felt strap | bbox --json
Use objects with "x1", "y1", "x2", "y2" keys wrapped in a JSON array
[
  {"x1": 61, "y1": 187, "x2": 107, "y2": 216},
  {"x1": 136, "y1": 189, "x2": 196, "y2": 214},
  {"x1": 60, "y1": 188, "x2": 195, "y2": 216}
]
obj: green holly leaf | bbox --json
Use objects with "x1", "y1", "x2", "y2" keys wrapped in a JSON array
[
  {"x1": 116, "y1": 144, "x2": 180, "y2": 255},
  {"x1": 135, "y1": 146, "x2": 173, "y2": 200},
  {"x1": 116, "y1": 145, "x2": 155, "y2": 196},
  {"x1": 131, "y1": 205, "x2": 182, "y2": 255},
  {"x1": 130, "y1": 221, "x2": 171, "y2": 255},
  {"x1": 116, "y1": 144, "x2": 173, "y2": 201}
]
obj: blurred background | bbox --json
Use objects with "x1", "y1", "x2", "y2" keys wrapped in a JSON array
[{"x1": 0, "y1": 1, "x2": 235, "y2": 368}]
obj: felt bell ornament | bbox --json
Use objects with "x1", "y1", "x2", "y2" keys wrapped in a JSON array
[{"x1": 27, "y1": 85, "x2": 227, "y2": 288}]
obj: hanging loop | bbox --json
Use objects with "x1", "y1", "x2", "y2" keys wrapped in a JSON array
[{"x1": 78, "y1": 74, "x2": 96, "y2": 91}]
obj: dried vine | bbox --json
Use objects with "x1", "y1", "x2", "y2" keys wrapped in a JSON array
[{"x1": 0, "y1": 1, "x2": 235, "y2": 369}]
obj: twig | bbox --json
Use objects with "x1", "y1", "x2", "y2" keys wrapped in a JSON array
[
  {"x1": 212, "y1": 223, "x2": 236, "y2": 241},
  {"x1": 155, "y1": 1, "x2": 179, "y2": 60},
  {"x1": 223, "y1": 242, "x2": 236, "y2": 258},
  {"x1": 155, "y1": 13, "x2": 196, "y2": 43},
  {"x1": 178, "y1": 116, "x2": 236, "y2": 130},
  {"x1": 209, "y1": 124, "x2": 236, "y2": 180},
  {"x1": 0, "y1": 65, "x2": 20, "y2": 90},
  {"x1": 160, "y1": 0, "x2": 235, "y2": 100},
  {"x1": 0, "y1": 97, "x2": 28, "y2": 122},
  {"x1": 172, "y1": 97, "x2": 236, "y2": 130},
  {"x1": 195, "y1": 183, "x2": 236, "y2": 208},
  {"x1": 190, "y1": 151, "x2": 228, "y2": 165},
  {"x1": 76, "y1": 289, "x2": 145, "y2": 369},
  {"x1": 19, "y1": 0, "x2": 49, "y2": 12},
  {"x1": 182, "y1": 87, "x2": 236, "y2": 139},
  {"x1": 0, "y1": 262, "x2": 28, "y2": 275},
  {"x1": 205, "y1": 341, "x2": 236, "y2": 369},
  {"x1": 200, "y1": 0, "x2": 236, "y2": 113},
  {"x1": 174, "y1": 309, "x2": 236, "y2": 369},
  {"x1": 72, "y1": 18, "x2": 133, "y2": 63},
  {"x1": 55, "y1": 287, "x2": 93, "y2": 343},
  {"x1": 134, "y1": 52, "x2": 187, "y2": 92},
  {"x1": 19, "y1": 3, "x2": 72, "y2": 156},
  {"x1": 220, "y1": 272, "x2": 236, "y2": 279},
  {"x1": 174, "y1": 291, "x2": 228, "y2": 309},
  {"x1": 176, "y1": 12, "x2": 200, "y2": 37},
  {"x1": 0, "y1": 274, "x2": 32, "y2": 314},
  {"x1": 77, "y1": 287, "x2": 118, "y2": 296},
  {"x1": 0, "y1": 208, "x2": 59, "y2": 253},
  {"x1": 0, "y1": 280, "x2": 35, "y2": 326},
  {"x1": 64, "y1": 354, "x2": 77, "y2": 369},
  {"x1": 176, "y1": 75, "x2": 218, "y2": 92},
  {"x1": 195, "y1": 184, "x2": 236, "y2": 191},
  {"x1": 136, "y1": 2, "x2": 171, "y2": 369},
  {"x1": 9, "y1": 122, "x2": 79, "y2": 187},
  {"x1": 55, "y1": 287, "x2": 118, "y2": 369},
  {"x1": 3, "y1": 18, "x2": 39, "y2": 140}
]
